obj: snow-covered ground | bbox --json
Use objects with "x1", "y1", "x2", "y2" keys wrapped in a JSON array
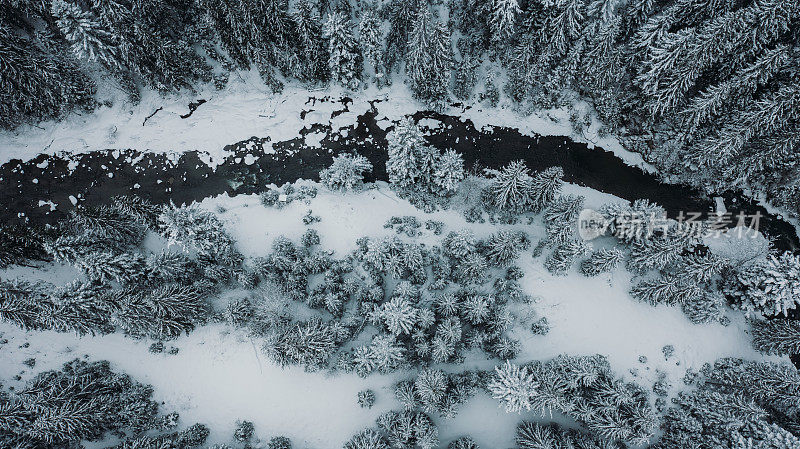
[
  {"x1": 0, "y1": 180, "x2": 780, "y2": 449},
  {"x1": 0, "y1": 72, "x2": 650, "y2": 172}
]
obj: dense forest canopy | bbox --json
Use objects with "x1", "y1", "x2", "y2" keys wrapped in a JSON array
[{"x1": 1, "y1": 0, "x2": 799, "y2": 213}]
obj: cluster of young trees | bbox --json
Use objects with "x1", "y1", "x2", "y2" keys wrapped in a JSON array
[
  {"x1": 0, "y1": 196, "x2": 245, "y2": 339},
  {"x1": 489, "y1": 355, "x2": 658, "y2": 446},
  {"x1": 0, "y1": 359, "x2": 206, "y2": 448},
  {"x1": 386, "y1": 119, "x2": 465, "y2": 207},
  {"x1": 345, "y1": 409, "x2": 439, "y2": 449},
  {"x1": 221, "y1": 216, "x2": 534, "y2": 373},
  {"x1": 658, "y1": 358, "x2": 800, "y2": 449},
  {"x1": 394, "y1": 368, "x2": 485, "y2": 419}
]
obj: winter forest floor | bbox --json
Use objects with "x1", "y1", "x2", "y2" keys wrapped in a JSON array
[{"x1": 0, "y1": 77, "x2": 794, "y2": 448}]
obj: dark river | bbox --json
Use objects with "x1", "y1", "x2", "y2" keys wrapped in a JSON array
[{"x1": 0, "y1": 97, "x2": 797, "y2": 251}]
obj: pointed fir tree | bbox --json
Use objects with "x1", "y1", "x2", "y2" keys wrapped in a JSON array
[
  {"x1": 385, "y1": 0, "x2": 422, "y2": 70},
  {"x1": 545, "y1": 239, "x2": 590, "y2": 275},
  {"x1": 751, "y1": 319, "x2": 800, "y2": 356},
  {"x1": 580, "y1": 247, "x2": 624, "y2": 276},
  {"x1": 529, "y1": 167, "x2": 564, "y2": 213},
  {"x1": 733, "y1": 252, "x2": 800, "y2": 317},
  {"x1": 293, "y1": 0, "x2": 328, "y2": 82},
  {"x1": 323, "y1": 12, "x2": 361, "y2": 89},
  {"x1": 379, "y1": 296, "x2": 418, "y2": 336},
  {"x1": 0, "y1": 25, "x2": 95, "y2": 129},
  {"x1": 491, "y1": 0, "x2": 520, "y2": 42},
  {"x1": 488, "y1": 360, "x2": 538, "y2": 413},
  {"x1": 484, "y1": 230, "x2": 531, "y2": 267},
  {"x1": 544, "y1": 194, "x2": 585, "y2": 225},
  {"x1": 359, "y1": 5, "x2": 385, "y2": 85},
  {"x1": 432, "y1": 149, "x2": 465, "y2": 195},
  {"x1": 484, "y1": 160, "x2": 533, "y2": 212},
  {"x1": 344, "y1": 427, "x2": 389, "y2": 449},
  {"x1": 51, "y1": 0, "x2": 120, "y2": 69},
  {"x1": 406, "y1": 7, "x2": 453, "y2": 109},
  {"x1": 386, "y1": 118, "x2": 442, "y2": 192}
]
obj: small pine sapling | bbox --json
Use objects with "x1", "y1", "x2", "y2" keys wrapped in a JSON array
[
  {"x1": 358, "y1": 389, "x2": 376, "y2": 408},
  {"x1": 233, "y1": 420, "x2": 254, "y2": 443},
  {"x1": 268, "y1": 436, "x2": 292, "y2": 449}
]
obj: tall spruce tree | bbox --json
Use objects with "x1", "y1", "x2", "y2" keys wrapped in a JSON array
[
  {"x1": 324, "y1": 12, "x2": 361, "y2": 89},
  {"x1": 406, "y1": 7, "x2": 453, "y2": 109}
]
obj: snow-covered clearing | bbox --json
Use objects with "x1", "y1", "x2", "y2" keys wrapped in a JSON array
[{"x1": 0, "y1": 181, "x2": 779, "y2": 448}]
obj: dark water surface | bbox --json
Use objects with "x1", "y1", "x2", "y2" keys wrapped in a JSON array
[{"x1": 0, "y1": 97, "x2": 797, "y2": 251}]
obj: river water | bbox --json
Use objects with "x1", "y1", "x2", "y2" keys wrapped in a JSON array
[{"x1": 0, "y1": 97, "x2": 796, "y2": 251}]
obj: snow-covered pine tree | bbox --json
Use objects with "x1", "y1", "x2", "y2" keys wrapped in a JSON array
[
  {"x1": 386, "y1": 118, "x2": 444, "y2": 193},
  {"x1": 733, "y1": 252, "x2": 800, "y2": 317},
  {"x1": 751, "y1": 319, "x2": 800, "y2": 356},
  {"x1": 601, "y1": 199, "x2": 667, "y2": 242},
  {"x1": 432, "y1": 149, "x2": 465, "y2": 195},
  {"x1": 529, "y1": 166, "x2": 564, "y2": 212},
  {"x1": 580, "y1": 247, "x2": 624, "y2": 276},
  {"x1": 443, "y1": 229, "x2": 478, "y2": 260},
  {"x1": 0, "y1": 225, "x2": 49, "y2": 268},
  {"x1": 368, "y1": 333, "x2": 407, "y2": 373},
  {"x1": 51, "y1": 0, "x2": 120, "y2": 68},
  {"x1": 544, "y1": 194, "x2": 585, "y2": 225},
  {"x1": 630, "y1": 274, "x2": 704, "y2": 307},
  {"x1": 379, "y1": 296, "x2": 419, "y2": 336},
  {"x1": 293, "y1": 0, "x2": 328, "y2": 82},
  {"x1": 414, "y1": 368, "x2": 448, "y2": 412},
  {"x1": 385, "y1": 0, "x2": 422, "y2": 70},
  {"x1": 484, "y1": 230, "x2": 530, "y2": 267},
  {"x1": 459, "y1": 293, "x2": 491, "y2": 325},
  {"x1": 75, "y1": 251, "x2": 147, "y2": 284},
  {"x1": 694, "y1": 84, "x2": 800, "y2": 168},
  {"x1": 0, "y1": 23, "x2": 95, "y2": 129},
  {"x1": 359, "y1": 5, "x2": 385, "y2": 85},
  {"x1": 158, "y1": 203, "x2": 241, "y2": 267},
  {"x1": 454, "y1": 252, "x2": 488, "y2": 284},
  {"x1": 488, "y1": 360, "x2": 538, "y2": 413},
  {"x1": 453, "y1": 54, "x2": 480, "y2": 100},
  {"x1": 484, "y1": 160, "x2": 533, "y2": 212},
  {"x1": 627, "y1": 232, "x2": 691, "y2": 273},
  {"x1": 323, "y1": 12, "x2": 361, "y2": 89},
  {"x1": 544, "y1": 239, "x2": 590, "y2": 275},
  {"x1": 406, "y1": 7, "x2": 453, "y2": 109},
  {"x1": 516, "y1": 421, "x2": 613, "y2": 449},
  {"x1": 490, "y1": 0, "x2": 520, "y2": 42},
  {"x1": 344, "y1": 427, "x2": 389, "y2": 449},
  {"x1": 681, "y1": 45, "x2": 791, "y2": 133},
  {"x1": 637, "y1": 0, "x2": 796, "y2": 118},
  {"x1": 448, "y1": 436, "x2": 479, "y2": 449},
  {"x1": 674, "y1": 251, "x2": 726, "y2": 283},
  {"x1": 320, "y1": 153, "x2": 373, "y2": 191}
]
